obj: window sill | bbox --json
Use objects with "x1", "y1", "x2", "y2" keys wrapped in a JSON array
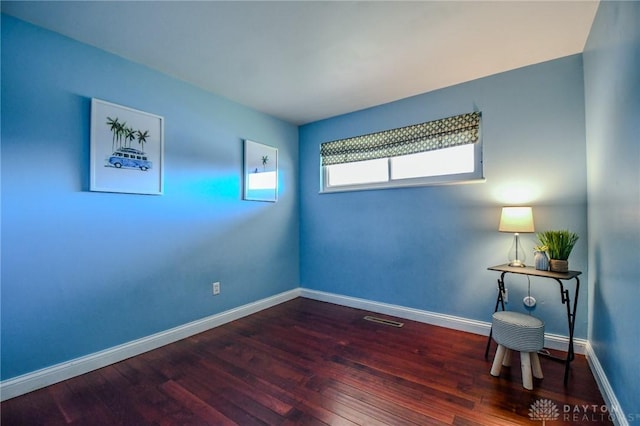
[{"x1": 320, "y1": 176, "x2": 486, "y2": 194}]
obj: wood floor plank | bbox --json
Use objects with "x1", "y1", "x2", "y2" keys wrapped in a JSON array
[
  {"x1": 1, "y1": 298, "x2": 612, "y2": 425},
  {"x1": 159, "y1": 379, "x2": 238, "y2": 425}
]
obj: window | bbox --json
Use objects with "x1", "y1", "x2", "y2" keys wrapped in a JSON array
[
  {"x1": 325, "y1": 158, "x2": 388, "y2": 187},
  {"x1": 320, "y1": 112, "x2": 483, "y2": 193}
]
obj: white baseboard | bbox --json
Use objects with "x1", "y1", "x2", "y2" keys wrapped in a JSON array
[
  {"x1": 299, "y1": 288, "x2": 587, "y2": 355},
  {"x1": 0, "y1": 287, "x2": 591, "y2": 403},
  {"x1": 300, "y1": 288, "x2": 490, "y2": 335},
  {"x1": 0, "y1": 289, "x2": 301, "y2": 402},
  {"x1": 585, "y1": 342, "x2": 630, "y2": 426}
]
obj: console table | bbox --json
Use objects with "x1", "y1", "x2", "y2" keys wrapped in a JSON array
[{"x1": 484, "y1": 264, "x2": 581, "y2": 384}]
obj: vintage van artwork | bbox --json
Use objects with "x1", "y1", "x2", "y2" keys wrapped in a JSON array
[
  {"x1": 104, "y1": 116, "x2": 152, "y2": 171},
  {"x1": 90, "y1": 99, "x2": 164, "y2": 195},
  {"x1": 107, "y1": 147, "x2": 152, "y2": 171}
]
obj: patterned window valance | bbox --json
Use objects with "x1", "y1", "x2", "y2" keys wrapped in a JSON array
[{"x1": 320, "y1": 112, "x2": 481, "y2": 166}]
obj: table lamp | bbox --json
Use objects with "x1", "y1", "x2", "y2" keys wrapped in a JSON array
[{"x1": 499, "y1": 206, "x2": 535, "y2": 267}]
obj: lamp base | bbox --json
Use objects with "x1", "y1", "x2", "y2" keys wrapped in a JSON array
[{"x1": 508, "y1": 260, "x2": 526, "y2": 267}]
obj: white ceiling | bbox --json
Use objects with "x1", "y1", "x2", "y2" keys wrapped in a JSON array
[{"x1": 2, "y1": 1, "x2": 599, "y2": 125}]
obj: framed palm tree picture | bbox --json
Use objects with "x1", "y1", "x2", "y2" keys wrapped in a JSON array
[
  {"x1": 243, "y1": 140, "x2": 278, "y2": 202},
  {"x1": 90, "y1": 98, "x2": 164, "y2": 195}
]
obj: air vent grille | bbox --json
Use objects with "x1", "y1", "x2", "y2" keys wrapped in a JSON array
[{"x1": 363, "y1": 316, "x2": 404, "y2": 328}]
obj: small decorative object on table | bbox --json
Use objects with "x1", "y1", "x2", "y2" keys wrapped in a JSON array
[
  {"x1": 536, "y1": 230, "x2": 579, "y2": 272},
  {"x1": 533, "y1": 245, "x2": 549, "y2": 271}
]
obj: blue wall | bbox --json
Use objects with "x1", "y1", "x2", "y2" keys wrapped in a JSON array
[
  {"x1": 300, "y1": 55, "x2": 589, "y2": 340},
  {"x1": 1, "y1": 15, "x2": 299, "y2": 380},
  {"x1": 584, "y1": 1, "x2": 640, "y2": 417}
]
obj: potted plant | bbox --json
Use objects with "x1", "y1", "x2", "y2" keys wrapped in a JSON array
[
  {"x1": 533, "y1": 244, "x2": 549, "y2": 271},
  {"x1": 536, "y1": 230, "x2": 579, "y2": 272}
]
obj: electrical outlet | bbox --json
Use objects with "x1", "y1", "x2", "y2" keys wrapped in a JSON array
[
  {"x1": 212, "y1": 282, "x2": 220, "y2": 295},
  {"x1": 502, "y1": 288, "x2": 508, "y2": 303}
]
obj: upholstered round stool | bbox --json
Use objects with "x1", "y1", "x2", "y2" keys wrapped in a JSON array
[{"x1": 490, "y1": 311, "x2": 545, "y2": 390}]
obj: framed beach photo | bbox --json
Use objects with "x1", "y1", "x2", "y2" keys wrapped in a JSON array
[
  {"x1": 243, "y1": 140, "x2": 278, "y2": 202},
  {"x1": 90, "y1": 98, "x2": 164, "y2": 195}
]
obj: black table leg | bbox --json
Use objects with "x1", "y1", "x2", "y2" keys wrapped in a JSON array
[{"x1": 485, "y1": 275, "x2": 506, "y2": 359}]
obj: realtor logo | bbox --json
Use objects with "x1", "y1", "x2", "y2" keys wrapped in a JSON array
[
  {"x1": 529, "y1": 399, "x2": 560, "y2": 425},
  {"x1": 529, "y1": 398, "x2": 639, "y2": 423}
]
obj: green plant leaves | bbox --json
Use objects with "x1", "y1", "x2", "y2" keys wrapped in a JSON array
[{"x1": 537, "y1": 230, "x2": 579, "y2": 260}]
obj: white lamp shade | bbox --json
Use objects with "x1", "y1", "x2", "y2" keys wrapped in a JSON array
[{"x1": 499, "y1": 207, "x2": 535, "y2": 233}]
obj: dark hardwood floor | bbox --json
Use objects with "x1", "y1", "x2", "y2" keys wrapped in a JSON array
[{"x1": 1, "y1": 298, "x2": 612, "y2": 425}]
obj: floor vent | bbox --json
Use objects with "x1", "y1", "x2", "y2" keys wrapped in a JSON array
[{"x1": 363, "y1": 316, "x2": 404, "y2": 328}]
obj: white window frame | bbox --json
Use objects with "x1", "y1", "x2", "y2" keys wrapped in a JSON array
[{"x1": 321, "y1": 138, "x2": 484, "y2": 193}]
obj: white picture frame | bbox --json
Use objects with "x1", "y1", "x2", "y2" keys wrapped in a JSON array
[
  {"x1": 243, "y1": 140, "x2": 278, "y2": 202},
  {"x1": 90, "y1": 98, "x2": 164, "y2": 195}
]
